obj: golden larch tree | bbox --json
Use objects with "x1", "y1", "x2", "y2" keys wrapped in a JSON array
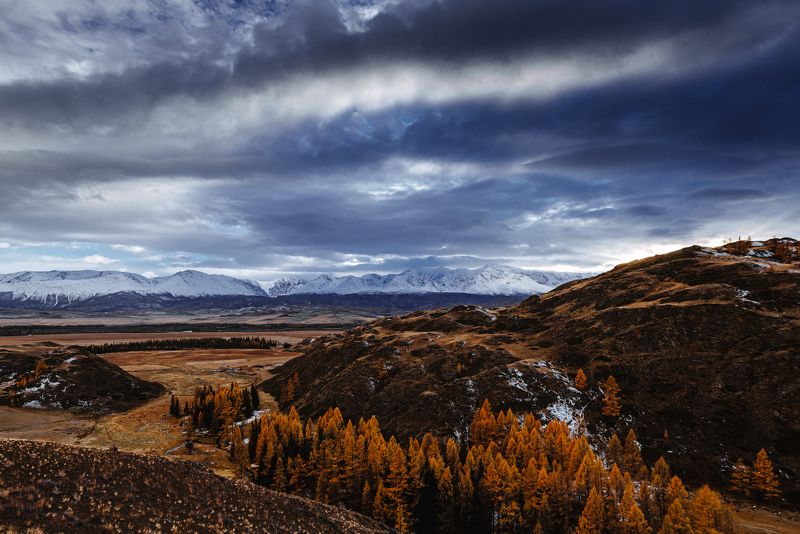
[
  {"x1": 752, "y1": 449, "x2": 781, "y2": 500},
  {"x1": 602, "y1": 375, "x2": 622, "y2": 417},
  {"x1": 623, "y1": 429, "x2": 644, "y2": 475},
  {"x1": 576, "y1": 486, "x2": 605, "y2": 534},
  {"x1": 689, "y1": 485, "x2": 725, "y2": 534},
  {"x1": 575, "y1": 368, "x2": 588, "y2": 390},
  {"x1": 660, "y1": 498, "x2": 693, "y2": 534},
  {"x1": 607, "y1": 433, "x2": 624, "y2": 468},
  {"x1": 729, "y1": 458, "x2": 752, "y2": 497}
]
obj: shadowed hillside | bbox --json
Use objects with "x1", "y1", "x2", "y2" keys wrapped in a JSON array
[
  {"x1": 0, "y1": 344, "x2": 163, "y2": 413},
  {"x1": 0, "y1": 439, "x2": 388, "y2": 533},
  {"x1": 264, "y1": 239, "x2": 800, "y2": 504}
]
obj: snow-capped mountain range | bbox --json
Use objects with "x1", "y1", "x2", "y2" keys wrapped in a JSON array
[
  {"x1": 0, "y1": 270, "x2": 266, "y2": 304},
  {"x1": 0, "y1": 265, "x2": 592, "y2": 306},
  {"x1": 267, "y1": 264, "x2": 590, "y2": 297}
]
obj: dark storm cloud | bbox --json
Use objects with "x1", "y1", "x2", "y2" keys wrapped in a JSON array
[
  {"x1": 0, "y1": 0, "x2": 790, "y2": 129},
  {"x1": 1, "y1": 0, "x2": 800, "y2": 275}
]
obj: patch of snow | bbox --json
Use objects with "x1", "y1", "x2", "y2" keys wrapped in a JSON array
[
  {"x1": 542, "y1": 399, "x2": 584, "y2": 434},
  {"x1": 235, "y1": 409, "x2": 269, "y2": 427},
  {"x1": 22, "y1": 400, "x2": 44, "y2": 409},
  {"x1": 474, "y1": 306, "x2": 497, "y2": 322},
  {"x1": 464, "y1": 379, "x2": 476, "y2": 395},
  {"x1": 20, "y1": 375, "x2": 62, "y2": 394},
  {"x1": 505, "y1": 367, "x2": 530, "y2": 393}
]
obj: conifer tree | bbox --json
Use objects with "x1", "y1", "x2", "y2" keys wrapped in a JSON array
[
  {"x1": 361, "y1": 480, "x2": 373, "y2": 514},
  {"x1": 665, "y1": 476, "x2": 689, "y2": 505},
  {"x1": 576, "y1": 486, "x2": 605, "y2": 534},
  {"x1": 250, "y1": 383, "x2": 260, "y2": 410},
  {"x1": 621, "y1": 482, "x2": 651, "y2": 533},
  {"x1": 437, "y1": 466, "x2": 456, "y2": 531},
  {"x1": 575, "y1": 368, "x2": 588, "y2": 390},
  {"x1": 660, "y1": 498, "x2": 693, "y2": 534},
  {"x1": 652, "y1": 457, "x2": 671, "y2": 488},
  {"x1": 689, "y1": 485, "x2": 725, "y2": 534},
  {"x1": 729, "y1": 458, "x2": 752, "y2": 497},
  {"x1": 752, "y1": 449, "x2": 781, "y2": 500},
  {"x1": 623, "y1": 429, "x2": 644, "y2": 475},
  {"x1": 602, "y1": 375, "x2": 622, "y2": 417},
  {"x1": 607, "y1": 433, "x2": 624, "y2": 468}
]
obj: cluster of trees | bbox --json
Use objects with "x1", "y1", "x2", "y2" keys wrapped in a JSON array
[
  {"x1": 8, "y1": 360, "x2": 50, "y2": 406},
  {"x1": 730, "y1": 449, "x2": 782, "y2": 501},
  {"x1": 84, "y1": 336, "x2": 278, "y2": 353},
  {"x1": 12, "y1": 360, "x2": 49, "y2": 391},
  {"x1": 280, "y1": 372, "x2": 300, "y2": 404},
  {"x1": 169, "y1": 383, "x2": 261, "y2": 434},
  {"x1": 227, "y1": 399, "x2": 738, "y2": 533},
  {"x1": 771, "y1": 239, "x2": 799, "y2": 262},
  {"x1": 722, "y1": 236, "x2": 800, "y2": 262},
  {"x1": 573, "y1": 369, "x2": 622, "y2": 418}
]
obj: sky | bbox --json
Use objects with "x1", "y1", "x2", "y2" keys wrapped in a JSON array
[{"x1": 0, "y1": 0, "x2": 799, "y2": 284}]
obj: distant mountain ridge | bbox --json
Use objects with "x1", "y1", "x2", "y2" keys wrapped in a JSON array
[
  {"x1": 267, "y1": 264, "x2": 590, "y2": 296},
  {"x1": 0, "y1": 269, "x2": 267, "y2": 304}
]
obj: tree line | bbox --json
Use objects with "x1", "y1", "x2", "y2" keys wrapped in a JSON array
[
  {"x1": 84, "y1": 336, "x2": 278, "y2": 353},
  {"x1": 168, "y1": 383, "x2": 261, "y2": 436},
  {"x1": 222, "y1": 398, "x2": 760, "y2": 533}
]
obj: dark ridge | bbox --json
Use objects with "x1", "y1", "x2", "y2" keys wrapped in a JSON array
[{"x1": 0, "y1": 439, "x2": 388, "y2": 533}]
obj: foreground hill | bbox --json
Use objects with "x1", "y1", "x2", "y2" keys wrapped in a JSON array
[
  {"x1": 0, "y1": 344, "x2": 163, "y2": 413},
  {"x1": 264, "y1": 239, "x2": 800, "y2": 503},
  {"x1": 0, "y1": 439, "x2": 387, "y2": 533}
]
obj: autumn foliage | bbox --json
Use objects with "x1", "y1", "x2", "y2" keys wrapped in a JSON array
[
  {"x1": 179, "y1": 383, "x2": 261, "y2": 434},
  {"x1": 602, "y1": 375, "x2": 622, "y2": 417},
  {"x1": 574, "y1": 368, "x2": 587, "y2": 391},
  {"x1": 731, "y1": 449, "x2": 782, "y2": 501},
  {"x1": 228, "y1": 399, "x2": 735, "y2": 533}
]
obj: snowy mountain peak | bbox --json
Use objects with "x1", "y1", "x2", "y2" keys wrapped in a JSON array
[
  {"x1": 0, "y1": 269, "x2": 267, "y2": 303},
  {"x1": 267, "y1": 265, "x2": 591, "y2": 296}
]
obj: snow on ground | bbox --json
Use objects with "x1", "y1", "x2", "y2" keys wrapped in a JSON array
[
  {"x1": 20, "y1": 375, "x2": 62, "y2": 394},
  {"x1": 542, "y1": 399, "x2": 584, "y2": 434},
  {"x1": 473, "y1": 306, "x2": 497, "y2": 322},
  {"x1": 235, "y1": 409, "x2": 269, "y2": 427}
]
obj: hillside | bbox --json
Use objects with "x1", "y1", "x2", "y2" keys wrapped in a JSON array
[
  {"x1": 264, "y1": 238, "x2": 800, "y2": 504},
  {"x1": 0, "y1": 344, "x2": 163, "y2": 413},
  {"x1": 0, "y1": 439, "x2": 387, "y2": 533}
]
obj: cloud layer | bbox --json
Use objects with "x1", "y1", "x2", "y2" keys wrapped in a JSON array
[{"x1": 1, "y1": 0, "x2": 798, "y2": 282}]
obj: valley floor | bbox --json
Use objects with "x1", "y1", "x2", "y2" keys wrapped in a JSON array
[{"x1": 0, "y1": 330, "x2": 327, "y2": 476}]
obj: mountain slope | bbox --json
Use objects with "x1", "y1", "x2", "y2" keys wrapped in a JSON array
[
  {"x1": 263, "y1": 238, "x2": 800, "y2": 503},
  {"x1": 0, "y1": 439, "x2": 388, "y2": 533},
  {"x1": 0, "y1": 269, "x2": 267, "y2": 304},
  {"x1": 268, "y1": 264, "x2": 589, "y2": 296}
]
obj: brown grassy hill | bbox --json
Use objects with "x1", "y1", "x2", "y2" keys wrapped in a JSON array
[
  {"x1": 264, "y1": 238, "x2": 800, "y2": 504},
  {"x1": 0, "y1": 439, "x2": 388, "y2": 533},
  {"x1": 0, "y1": 344, "x2": 163, "y2": 413}
]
